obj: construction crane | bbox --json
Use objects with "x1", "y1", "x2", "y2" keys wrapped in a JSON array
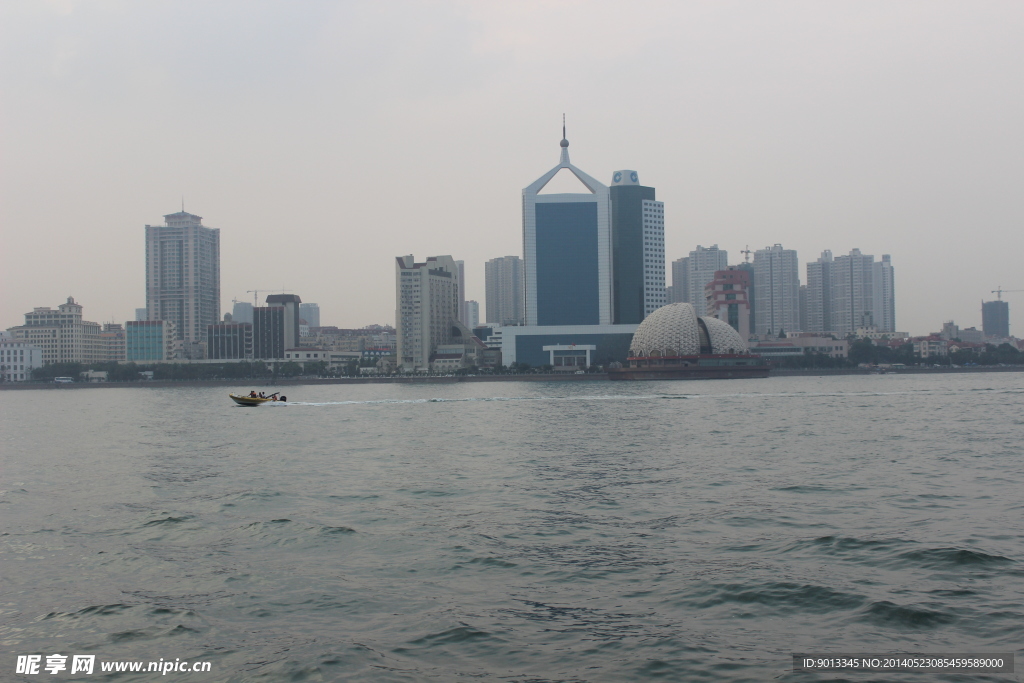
[
  {"x1": 246, "y1": 289, "x2": 293, "y2": 307},
  {"x1": 990, "y1": 286, "x2": 1024, "y2": 301}
]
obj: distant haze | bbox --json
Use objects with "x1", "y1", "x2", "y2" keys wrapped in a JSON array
[{"x1": 2, "y1": 1, "x2": 1022, "y2": 336}]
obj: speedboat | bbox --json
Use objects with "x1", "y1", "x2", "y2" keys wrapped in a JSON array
[{"x1": 230, "y1": 393, "x2": 280, "y2": 406}]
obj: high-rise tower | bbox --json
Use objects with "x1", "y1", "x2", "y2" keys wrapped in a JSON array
[
  {"x1": 982, "y1": 300, "x2": 1009, "y2": 338},
  {"x1": 522, "y1": 122, "x2": 612, "y2": 326},
  {"x1": 395, "y1": 255, "x2": 461, "y2": 372},
  {"x1": 145, "y1": 211, "x2": 220, "y2": 346},
  {"x1": 805, "y1": 250, "x2": 834, "y2": 333},
  {"x1": 610, "y1": 170, "x2": 664, "y2": 322},
  {"x1": 684, "y1": 245, "x2": 728, "y2": 312},
  {"x1": 753, "y1": 244, "x2": 800, "y2": 336},
  {"x1": 832, "y1": 249, "x2": 876, "y2": 336},
  {"x1": 872, "y1": 254, "x2": 896, "y2": 333},
  {"x1": 670, "y1": 256, "x2": 690, "y2": 304},
  {"x1": 485, "y1": 255, "x2": 524, "y2": 326}
]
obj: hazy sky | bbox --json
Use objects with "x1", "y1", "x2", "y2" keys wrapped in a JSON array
[{"x1": 2, "y1": 1, "x2": 1023, "y2": 336}]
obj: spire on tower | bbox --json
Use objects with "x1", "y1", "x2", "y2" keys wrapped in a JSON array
[{"x1": 559, "y1": 113, "x2": 570, "y2": 164}]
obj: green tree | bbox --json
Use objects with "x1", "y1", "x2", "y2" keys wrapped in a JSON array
[
  {"x1": 32, "y1": 362, "x2": 85, "y2": 381},
  {"x1": 278, "y1": 361, "x2": 303, "y2": 377}
]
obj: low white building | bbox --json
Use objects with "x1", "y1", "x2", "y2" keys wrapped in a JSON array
[
  {"x1": 855, "y1": 326, "x2": 909, "y2": 340},
  {"x1": 749, "y1": 336, "x2": 849, "y2": 359},
  {"x1": 283, "y1": 348, "x2": 329, "y2": 363},
  {"x1": 0, "y1": 336, "x2": 43, "y2": 381},
  {"x1": 913, "y1": 338, "x2": 948, "y2": 358}
]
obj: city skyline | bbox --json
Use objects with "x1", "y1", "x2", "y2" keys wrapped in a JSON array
[{"x1": 2, "y1": 2, "x2": 1023, "y2": 336}]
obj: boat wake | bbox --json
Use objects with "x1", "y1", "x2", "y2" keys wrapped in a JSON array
[
  {"x1": 274, "y1": 395, "x2": 664, "y2": 407},
  {"x1": 266, "y1": 384, "x2": 1024, "y2": 407}
]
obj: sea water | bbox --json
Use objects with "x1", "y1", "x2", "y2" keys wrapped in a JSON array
[{"x1": 1, "y1": 373, "x2": 1022, "y2": 681}]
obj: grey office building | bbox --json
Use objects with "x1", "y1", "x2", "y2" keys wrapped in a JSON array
[
  {"x1": 232, "y1": 301, "x2": 254, "y2": 324},
  {"x1": 982, "y1": 300, "x2": 1009, "y2": 338},
  {"x1": 300, "y1": 303, "x2": 320, "y2": 327},
  {"x1": 252, "y1": 294, "x2": 302, "y2": 359},
  {"x1": 670, "y1": 257, "x2": 689, "y2": 304},
  {"x1": 252, "y1": 307, "x2": 285, "y2": 360},
  {"x1": 207, "y1": 323, "x2": 253, "y2": 360}
]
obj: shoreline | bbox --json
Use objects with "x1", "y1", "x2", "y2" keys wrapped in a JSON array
[{"x1": 2, "y1": 364, "x2": 1023, "y2": 390}]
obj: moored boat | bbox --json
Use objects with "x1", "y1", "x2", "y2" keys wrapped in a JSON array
[{"x1": 608, "y1": 354, "x2": 769, "y2": 380}]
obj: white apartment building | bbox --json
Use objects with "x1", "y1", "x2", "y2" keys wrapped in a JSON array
[
  {"x1": 396, "y1": 254, "x2": 461, "y2": 372},
  {"x1": 465, "y1": 300, "x2": 480, "y2": 329},
  {"x1": 100, "y1": 323, "x2": 126, "y2": 363},
  {"x1": 807, "y1": 250, "x2": 897, "y2": 337},
  {"x1": 832, "y1": 248, "x2": 876, "y2": 336},
  {"x1": 7, "y1": 297, "x2": 102, "y2": 365},
  {"x1": 485, "y1": 255, "x2": 525, "y2": 326},
  {"x1": 455, "y1": 260, "x2": 467, "y2": 325},
  {"x1": 684, "y1": 245, "x2": 728, "y2": 312},
  {"x1": 145, "y1": 211, "x2": 220, "y2": 347},
  {"x1": 641, "y1": 196, "x2": 667, "y2": 317},
  {"x1": 0, "y1": 335, "x2": 43, "y2": 381},
  {"x1": 805, "y1": 250, "x2": 834, "y2": 334},
  {"x1": 753, "y1": 244, "x2": 801, "y2": 336},
  {"x1": 873, "y1": 254, "x2": 896, "y2": 333}
]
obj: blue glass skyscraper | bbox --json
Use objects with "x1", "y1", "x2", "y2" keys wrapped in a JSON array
[
  {"x1": 522, "y1": 125, "x2": 612, "y2": 326},
  {"x1": 609, "y1": 171, "x2": 664, "y2": 323}
]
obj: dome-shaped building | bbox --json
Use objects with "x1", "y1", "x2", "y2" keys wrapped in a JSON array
[
  {"x1": 609, "y1": 303, "x2": 768, "y2": 380},
  {"x1": 629, "y1": 303, "x2": 748, "y2": 357}
]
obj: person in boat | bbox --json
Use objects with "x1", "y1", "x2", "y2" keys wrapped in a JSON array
[
  {"x1": 259, "y1": 391, "x2": 265, "y2": 398},
  {"x1": 249, "y1": 391, "x2": 258, "y2": 398}
]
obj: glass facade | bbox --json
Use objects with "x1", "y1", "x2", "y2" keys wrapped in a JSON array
[
  {"x1": 252, "y1": 307, "x2": 284, "y2": 359},
  {"x1": 982, "y1": 300, "x2": 1009, "y2": 338},
  {"x1": 535, "y1": 203, "x2": 599, "y2": 326},
  {"x1": 514, "y1": 332, "x2": 633, "y2": 367},
  {"x1": 126, "y1": 321, "x2": 169, "y2": 361},
  {"x1": 610, "y1": 185, "x2": 656, "y2": 324},
  {"x1": 208, "y1": 323, "x2": 253, "y2": 359}
]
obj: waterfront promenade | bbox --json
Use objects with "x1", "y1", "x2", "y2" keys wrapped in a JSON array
[{"x1": 2, "y1": 364, "x2": 1023, "y2": 390}]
